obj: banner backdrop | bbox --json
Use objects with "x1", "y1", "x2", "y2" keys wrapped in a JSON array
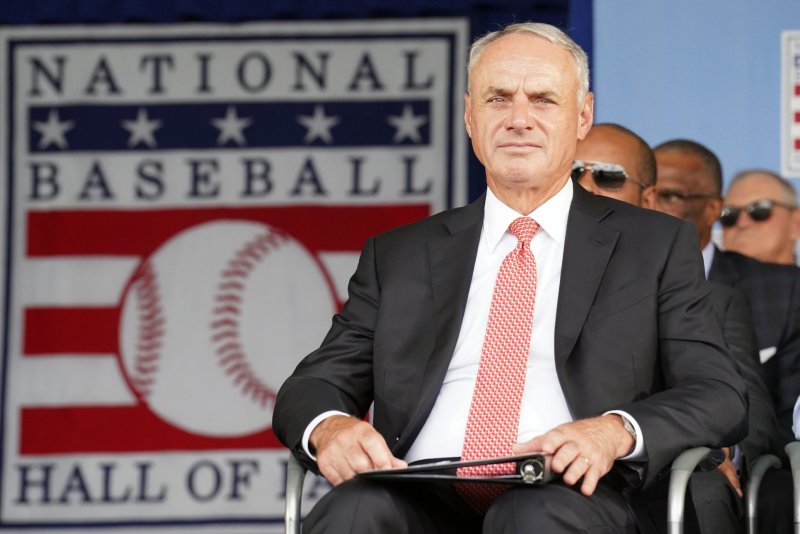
[
  {"x1": 782, "y1": 29, "x2": 800, "y2": 177},
  {"x1": 0, "y1": 19, "x2": 468, "y2": 531}
]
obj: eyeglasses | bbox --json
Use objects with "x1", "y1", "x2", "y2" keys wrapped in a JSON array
[
  {"x1": 571, "y1": 160, "x2": 646, "y2": 191},
  {"x1": 654, "y1": 189, "x2": 718, "y2": 208},
  {"x1": 719, "y1": 199, "x2": 797, "y2": 227}
]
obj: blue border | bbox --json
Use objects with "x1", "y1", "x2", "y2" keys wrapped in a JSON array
[{"x1": 0, "y1": 23, "x2": 464, "y2": 529}]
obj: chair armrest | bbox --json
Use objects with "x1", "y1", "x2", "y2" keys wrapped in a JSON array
[
  {"x1": 745, "y1": 454, "x2": 781, "y2": 534},
  {"x1": 285, "y1": 454, "x2": 308, "y2": 534},
  {"x1": 668, "y1": 447, "x2": 712, "y2": 534},
  {"x1": 787, "y1": 442, "x2": 800, "y2": 527}
]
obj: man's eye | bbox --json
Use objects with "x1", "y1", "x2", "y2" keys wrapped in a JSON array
[{"x1": 488, "y1": 97, "x2": 505, "y2": 103}]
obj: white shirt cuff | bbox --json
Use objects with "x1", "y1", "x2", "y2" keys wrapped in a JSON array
[
  {"x1": 793, "y1": 395, "x2": 800, "y2": 440},
  {"x1": 301, "y1": 410, "x2": 350, "y2": 460},
  {"x1": 605, "y1": 410, "x2": 646, "y2": 461}
]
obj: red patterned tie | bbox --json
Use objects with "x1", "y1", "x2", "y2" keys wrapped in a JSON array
[{"x1": 457, "y1": 216, "x2": 539, "y2": 513}]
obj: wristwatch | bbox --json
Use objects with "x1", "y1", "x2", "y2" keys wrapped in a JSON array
[{"x1": 619, "y1": 414, "x2": 637, "y2": 453}]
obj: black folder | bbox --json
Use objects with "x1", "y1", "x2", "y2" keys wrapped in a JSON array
[{"x1": 357, "y1": 453, "x2": 555, "y2": 485}]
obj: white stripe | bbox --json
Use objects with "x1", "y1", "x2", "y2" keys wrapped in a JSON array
[
  {"x1": 14, "y1": 355, "x2": 136, "y2": 405},
  {"x1": 21, "y1": 257, "x2": 139, "y2": 306}
]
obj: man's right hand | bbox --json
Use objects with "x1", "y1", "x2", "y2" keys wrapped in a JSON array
[{"x1": 309, "y1": 415, "x2": 407, "y2": 485}]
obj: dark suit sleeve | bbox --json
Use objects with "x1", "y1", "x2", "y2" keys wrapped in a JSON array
[
  {"x1": 618, "y1": 222, "x2": 749, "y2": 487},
  {"x1": 774, "y1": 273, "x2": 800, "y2": 446},
  {"x1": 272, "y1": 237, "x2": 379, "y2": 461},
  {"x1": 712, "y1": 284, "x2": 777, "y2": 470}
]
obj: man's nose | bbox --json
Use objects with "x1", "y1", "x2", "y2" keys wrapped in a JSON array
[
  {"x1": 735, "y1": 208, "x2": 755, "y2": 228},
  {"x1": 506, "y1": 98, "x2": 533, "y2": 130}
]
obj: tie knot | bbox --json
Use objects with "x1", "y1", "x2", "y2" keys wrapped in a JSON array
[{"x1": 509, "y1": 217, "x2": 539, "y2": 245}]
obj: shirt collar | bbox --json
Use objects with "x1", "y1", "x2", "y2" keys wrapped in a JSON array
[{"x1": 483, "y1": 178, "x2": 573, "y2": 252}]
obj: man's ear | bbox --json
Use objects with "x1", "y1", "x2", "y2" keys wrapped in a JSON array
[
  {"x1": 577, "y1": 92, "x2": 594, "y2": 140},
  {"x1": 463, "y1": 93, "x2": 473, "y2": 139},
  {"x1": 704, "y1": 196, "x2": 723, "y2": 226},
  {"x1": 640, "y1": 185, "x2": 656, "y2": 209},
  {"x1": 790, "y1": 206, "x2": 800, "y2": 240}
]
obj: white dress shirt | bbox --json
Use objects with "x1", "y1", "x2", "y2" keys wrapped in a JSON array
[
  {"x1": 304, "y1": 179, "x2": 643, "y2": 461},
  {"x1": 701, "y1": 241, "x2": 715, "y2": 279},
  {"x1": 405, "y1": 182, "x2": 575, "y2": 461}
]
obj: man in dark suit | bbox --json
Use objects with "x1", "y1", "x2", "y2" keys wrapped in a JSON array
[
  {"x1": 576, "y1": 124, "x2": 777, "y2": 533},
  {"x1": 273, "y1": 23, "x2": 747, "y2": 533},
  {"x1": 652, "y1": 139, "x2": 800, "y2": 448}
]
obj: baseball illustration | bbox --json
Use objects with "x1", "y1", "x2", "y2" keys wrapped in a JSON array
[{"x1": 118, "y1": 220, "x2": 336, "y2": 437}]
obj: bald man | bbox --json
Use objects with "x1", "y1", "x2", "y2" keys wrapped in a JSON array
[
  {"x1": 722, "y1": 170, "x2": 800, "y2": 265},
  {"x1": 573, "y1": 123, "x2": 654, "y2": 206}
]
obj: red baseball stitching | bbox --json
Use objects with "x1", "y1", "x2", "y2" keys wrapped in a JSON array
[
  {"x1": 130, "y1": 260, "x2": 165, "y2": 398},
  {"x1": 210, "y1": 229, "x2": 288, "y2": 409}
]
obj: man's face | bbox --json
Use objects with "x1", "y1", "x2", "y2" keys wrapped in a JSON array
[
  {"x1": 464, "y1": 32, "x2": 593, "y2": 198},
  {"x1": 722, "y1": 173, "x2": 800, "y2": 264},
  {"x1": 574, "y1": 126, "x2": 647, "y2": 205},
  {"x1": 649, "y1": 149, "x2": 721, "y2": 248}
]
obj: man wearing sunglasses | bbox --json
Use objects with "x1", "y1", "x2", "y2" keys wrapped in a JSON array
[
  {"x1": 573, "y1": 123, "x2": 653, "y2": 205},
  {"x1": 653, "y1": 140, "x2": 800, "y2": 450},
  {"x1": 576, "y1": 126, "x2": 776, "y2": 534},
  {"x1": 721, "y1": 170, "x2": 800, "y2": 266}
]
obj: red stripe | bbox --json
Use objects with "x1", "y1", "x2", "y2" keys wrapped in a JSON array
[
  {"x1": 796, "y1": 85, "x2": 800, "y2": 96},
  {"x1": 25, "y1": 307, "x2": 118, "y2": 355},
  {"x1": 20, "y1": 405, "x2": 282, "y2": 454},
  {"x1": 796, "y1": 138, "x2": 800, "y2": 150},
  {"x1": 795, "y1": 112, "x2": 800, "y2": 123},
  {"x1": 27, "y1": 205, "x2": 429, "y2": 256}
]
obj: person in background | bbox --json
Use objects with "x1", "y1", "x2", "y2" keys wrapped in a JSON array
[
  {"x1": 575, "y1": 124, "x2": 776, "y2": 534},
  {"x1": 273, "y1": 24, "x2": 747, "y2": 534},
  {"x1": 720, "y1": 170, "x2": 800, "y2": 265},
  {"x1": 572, "y1": 122, "x2": 654, "y2": 205},
  {"x1": 652, "y1": 139, "x2": 800, "y2": 448},
  {"x1": 652, "y1": 140, "x2": 800, "y2": 534}
]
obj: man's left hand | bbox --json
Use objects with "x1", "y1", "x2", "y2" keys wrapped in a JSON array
[
  {"x1": 512, "y1": 415, "x2": 634, "y2": 497},
  {"x1": 716, "y1": 447, "x2": 742, "y2": 498}
]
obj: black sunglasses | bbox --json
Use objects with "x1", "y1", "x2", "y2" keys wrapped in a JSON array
[
  {"x1": 719, "y1": 199, "x2": 797, "y2": 227},
  {"x1": 571, "y1": 160, "x2": 646, "y2": 191}
]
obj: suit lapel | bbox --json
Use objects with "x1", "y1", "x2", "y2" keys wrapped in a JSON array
[
  {"x1": 554, "y1": 185, "x2": 620, "y2": 365},
  {"x1": 395, "y1": 196, "x2": 484, "y2": 453}
]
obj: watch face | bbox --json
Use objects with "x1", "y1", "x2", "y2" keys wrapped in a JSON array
[{"x1": 624, "y1": 419, "x2": 636, "y2": 437}]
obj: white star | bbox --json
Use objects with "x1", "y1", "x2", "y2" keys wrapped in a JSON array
[
  {"x1": 387, "y1": 104, "x2": 428, "y2": 143},
  {"x1": 297, "y1": 105, "x2": 340, "y2": 144},
  {"x1": 32, "y1": 109, "x2": 75, "y2": 150},
  {"x1": 211, "y1": 105, "x2": 253, "y2": 146},
  {"x1": 121, "y1": 108, "x2": 163, "y2": 148}
]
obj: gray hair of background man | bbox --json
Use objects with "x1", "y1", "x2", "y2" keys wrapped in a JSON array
[
  {"x1": 598, "y1": 123, "x2": 657, "y2": 186},
  {"x1": 467, "y1": 22, "x2": 590, "y2": 103},
  {"x1": 653, "y1": 139, "x2": 724, "y2": 195},
  {"x1": 729, "y1": 169, "x2": 799, "y2": 207}
]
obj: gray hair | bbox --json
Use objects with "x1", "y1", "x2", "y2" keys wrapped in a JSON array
[
  {"x1": 730, "y1": 169, "x2": 798, "y2": 207},
  {"x1": 467, "y1": 22, "x2": 590, "y2": 104}
]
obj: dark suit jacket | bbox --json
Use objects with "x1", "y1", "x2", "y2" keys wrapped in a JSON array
[
  {"x1": 709, "y1": 249, "x2": 800, "y2": 446},
  {"x1": 274, "y1": 185, "x2": 748, "y2": 493},
  {"x1": 708, "y1": 282, "x2": 777, "y2": 472}
]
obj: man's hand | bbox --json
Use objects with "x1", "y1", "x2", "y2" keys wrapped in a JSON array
[
  {"x1": 309, "y1": 415, "x2": 407, "y2": 485},
  {"x1": 716, "y1": 447, "x2": 742, "y2": 498},
  {"x1": 512, "y1": 415, "x2": 634, "y2": 497}
]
